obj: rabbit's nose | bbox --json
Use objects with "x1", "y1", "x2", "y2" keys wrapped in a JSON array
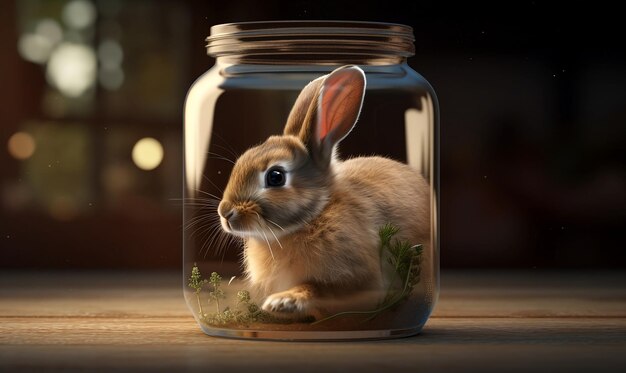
[
  {"x1": 218, "y1": 201, "x2": 237, "y2": 231},
  {"x1": 223, "y1": 209, "x2": 235, "y2": 221},
  {"x1": 218, "y1": 200, "x2": 235, "y2": 220}
]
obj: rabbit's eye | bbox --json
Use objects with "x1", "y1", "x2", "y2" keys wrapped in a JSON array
[{"x1": 265, "y1": 167, "x2": 286, "y2": 187}]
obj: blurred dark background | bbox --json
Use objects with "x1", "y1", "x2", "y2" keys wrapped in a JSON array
[{"x1": 0, "y1": 0, "x2": 624, "y2": 270}]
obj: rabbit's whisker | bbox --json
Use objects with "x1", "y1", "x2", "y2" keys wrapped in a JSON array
[
  {"x1": 265, "y1": 218, "x2": 286, "y2": 232},
  {"x1": 254, "y1": 211, "x2": 274, "y2": 260},
  {"x1": 211, "y1": 133, "x2": 241, "y2": 159},
  {"x1": 207, "y1": 151, "x2": 235, "y2": 165},
  {"x1": 266, "y1": 224, "x2": 283, "y2": 250},
  {"x1": 252, "y1": 212, "x2": 283, "y2": 249},
  {"x1": 257, "y1": 224, "x2": 275, "y2": 261},
  {"x1": 202, "y1": 174, "x2": 225, "y2": 194},
  {"x1": 193, "y1": 188, "x2": 222, "y2": 201},
  {"x1": 201, "y1": 222, "x2": 223, "y2": 258}
]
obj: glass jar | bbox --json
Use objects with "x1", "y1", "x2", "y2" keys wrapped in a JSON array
[{"x1": 183, "y1": 21, "x2": 439, "y2": 340}]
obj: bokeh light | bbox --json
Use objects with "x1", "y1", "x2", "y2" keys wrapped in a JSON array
[
  {"x1": 17, "y1": 19, "x2": 65, "y2": 65},
  {"x1": 7, "y1": 132, "x2": 36, "y2": 160},
  {"x1": 98, "y1": 39, "x2": 125, "y2": 91},
  {"x1": 17, "y1": 34, "x2": 52, "y2": 64},
  {"x1": 62, "y1": 0, "x2": 97, "y2": 30},
  {"x1": 35, "y1": 19, "x2": 64, "y2": 46},
  {"x1": 46, "y1": 42, "x2": 97, "y2": 97},
  {"x1": 98, "y1": 39, "x2": 124, "y2": 69},
  {"x1": 132, "y1": 138, "x2": 164, "y2": 170}
]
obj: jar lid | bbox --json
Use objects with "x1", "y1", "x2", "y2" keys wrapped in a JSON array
[{"x1": 206, "y1": 21, "x2": 415, "y2": 59}]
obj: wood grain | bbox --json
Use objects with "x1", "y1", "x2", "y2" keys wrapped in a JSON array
[{"x1": 1, "y1": 270, "x2": 625, "y2": 372}]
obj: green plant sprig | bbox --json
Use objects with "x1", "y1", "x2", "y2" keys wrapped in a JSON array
[
  {"x1": 188, "y1": 263, "x2": 208, "y2": 316},
  {"x1": 188, "y1": 265, "x2": 289, "y2": 326},
  {"x1": 208, "y1": 271, "x2": 225, "y2": 314},
  {"x1": 312, "y1": 224, "x2": 422, "y2": 325}
]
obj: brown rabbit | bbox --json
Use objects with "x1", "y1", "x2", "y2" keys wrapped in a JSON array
[{"x1": 218, "y1": 66, "x2": 430, "y2": 319}]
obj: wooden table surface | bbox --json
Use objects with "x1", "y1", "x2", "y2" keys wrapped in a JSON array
[{"x1": 1, "y1": 270, "x2": 624, "y2": 372}]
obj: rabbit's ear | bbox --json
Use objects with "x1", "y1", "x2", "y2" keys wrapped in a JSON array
[
  {"x1": 284, "y1": 66, "x2": 366, "y2": 168},
  {"x1": 312, "y1": 66, "x2": 366, "y2": 167},
  {"x1": 283, "y1": 76, "x2": 325, "y2": 139}
]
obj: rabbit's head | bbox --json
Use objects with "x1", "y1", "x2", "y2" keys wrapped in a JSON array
[{"x1": 218, "y1": 66, "x2": 366, "y2": 239}]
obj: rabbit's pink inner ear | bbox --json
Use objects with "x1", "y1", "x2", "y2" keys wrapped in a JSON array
[{"x1": 317, "y1": 66, "x2": 366, "y2": 146}]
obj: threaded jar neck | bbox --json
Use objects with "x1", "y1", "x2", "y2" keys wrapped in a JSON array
[{"x1": 206, "y1": 21, "x2": 415, "y2": 65}]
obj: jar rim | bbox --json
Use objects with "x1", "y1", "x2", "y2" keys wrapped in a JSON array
[{"x1": 206, "y1": 20, "x2": 415, "y2": 59}]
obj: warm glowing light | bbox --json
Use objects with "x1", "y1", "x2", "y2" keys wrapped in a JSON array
[
  {"x1": 132, "y1": 138, "x2": 164, "y2": 170},
  {"x1": 46, "y1": 42, "x2": 97, "y2": 97},
  {"x1": 7, "y1": 132, "x2": 36, "y2": 160},
  {"x1": 17, "y1": 19, "x2": 64, "y2": 65},
  {"x1": 36, "y1": 19, "x2": 64, "y2": 46},
  {"x1": 62, "y1": 0, "x2": 97, "y2": 30},
  {"x1": 18, "y1": 34, "x2": 53, "y2": 64}
]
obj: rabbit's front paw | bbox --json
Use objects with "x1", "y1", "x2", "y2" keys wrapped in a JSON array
[{"x1": 262, "y1": 285, "x2": 314, "y2": 314}]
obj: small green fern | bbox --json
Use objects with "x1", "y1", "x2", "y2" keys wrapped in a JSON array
[
  {"x1": 187, "y1": 265, "x2": 281, "y2": 326},
  {"x1": 312, "y1": 223, "x2": 423, "y2": 324},
  {"x1": 188, "y1": 263, "x2": 208, "y2": 317}
]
